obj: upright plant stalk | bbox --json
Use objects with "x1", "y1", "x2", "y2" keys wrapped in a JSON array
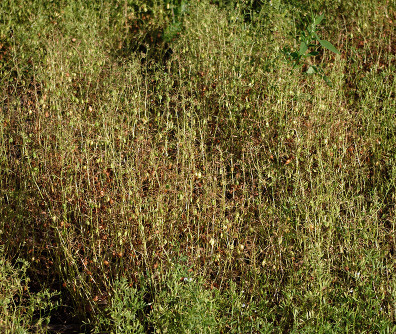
[{"x1": 281, "y1": 13, "x2": 341, "y2": 86}]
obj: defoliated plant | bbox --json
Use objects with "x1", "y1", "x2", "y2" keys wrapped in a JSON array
[{"x1": 281, "y1": 13, "x2": 341, "y2": 86}]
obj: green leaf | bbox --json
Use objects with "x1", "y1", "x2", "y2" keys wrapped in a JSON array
[
  {"x1": 323, "y1": 75, "x2": 333, "y2": 87},
  {"x1": 314, "y1": 14, "x2": 324, "y2": 26},
  {"x1": 319, "y1": 39, "x2": 341, "y2": 54},
  {"x1": 307, "y1": 66, "x2": 317, "y2": 74},
  {"x1": 290, "y1": 51, "x2": 299, "y2": 60},
  {"x1": 299, "y1": 42, "x2": 308, "y2": 56},
  {"x1": 281, "y1": 46, "x2": 291, "y2": 56}
]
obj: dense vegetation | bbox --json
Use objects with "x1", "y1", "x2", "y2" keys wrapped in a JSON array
[{"x1": 1, "y1": 0, "x2": 396, "y2": 332}]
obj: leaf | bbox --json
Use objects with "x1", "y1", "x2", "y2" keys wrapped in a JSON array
[
  {"x1": 307, "y1": 65, "x2": 324, "y2": 74},
  {"x1": 307, "y1": 51, "x2": 319, "y2": 56},
  {"x1": 319, "y1": 39, "x2": 341, "y2": 54},
  {"x1": 314, "y1": 14, "x2": 324, "y2": 26},
  {"x1": 290, "y1": 51, "x2": 299, "y2": 60},
  {"x1": 299, "y1": 42, "x2": 308, "y2": 56},
  {"x1": 307, "y1": 66, "x2": 317, "y2": 74},
  {"x1": 281, "y1": 46, "x2": 291, "y2": 56},
  {"x1": 323, "y1": 75, "x2": 333, "y2": 87}
]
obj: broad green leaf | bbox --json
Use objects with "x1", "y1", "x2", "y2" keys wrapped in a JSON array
[
  {"x1": 307, "y1": 66, "x2": 317, "y2": 74},
  {"x1": 314, "y1": 14, "x2": 324, "y2": 26},
  {"x1": 319, "y1": 39, "x2": 341, "y2": 54},
  {"x1": 299, "y1": 42, "x2": 308, "y2": 56}
]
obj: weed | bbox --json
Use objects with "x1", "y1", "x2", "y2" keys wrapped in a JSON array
[
  {"x1": 0, "y1": 0, "x2": 396, "y2": 332},
  {"x1": 281, "y1": 13, "x2": 341, "y2": 86},
  {"x1": 0, "y1": 247, "x2": 59, "y2": 333}
]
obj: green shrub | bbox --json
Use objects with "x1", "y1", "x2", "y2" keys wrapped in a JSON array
[
  {"x1": 0, "y1": 247, "x2": 58, "y2": 334},
  {"x1": 95, "y1": 277, "x2": 146, "y2": 334},
  {"x1": 149, "y1": 262, "x2": 218, "y2": 334}
]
